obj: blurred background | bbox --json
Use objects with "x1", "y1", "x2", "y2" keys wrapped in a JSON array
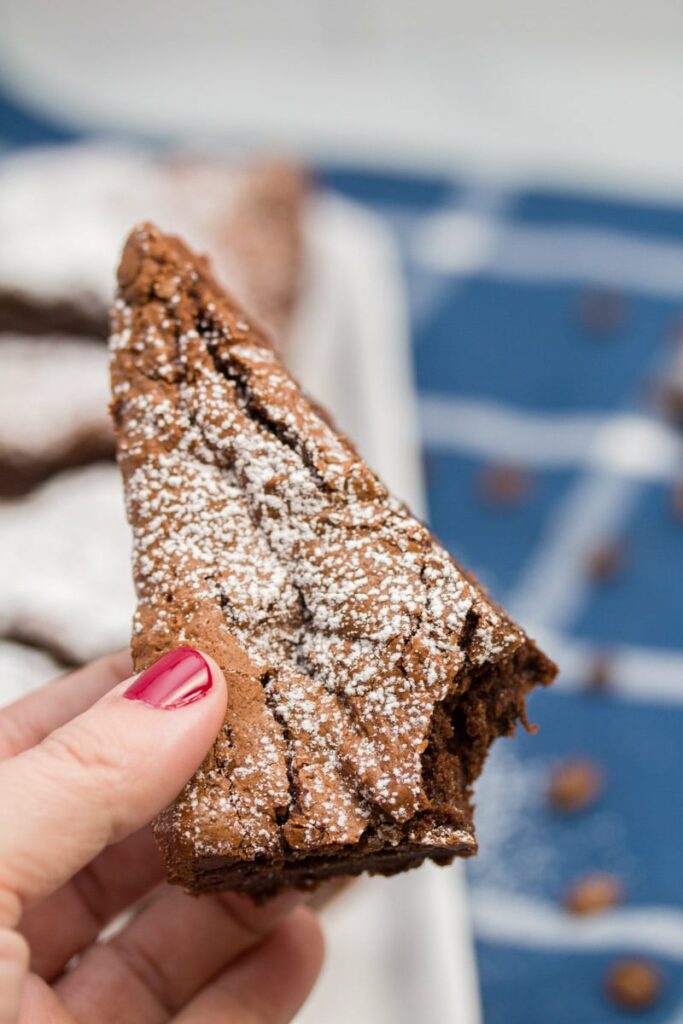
[{"x1": 1, "y1": 2, "x2": 682, "y2": 1022}]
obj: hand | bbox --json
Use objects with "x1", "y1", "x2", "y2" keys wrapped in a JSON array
[{"x1": 0, "y1": 648, "x2": 324, "y2": 1023}]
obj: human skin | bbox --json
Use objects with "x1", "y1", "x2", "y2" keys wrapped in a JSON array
[{"x1": 0, "y1": 648, "x2": 324, "y2": 1023}]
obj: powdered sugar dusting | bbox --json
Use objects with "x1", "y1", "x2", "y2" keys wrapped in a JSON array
[
  {"x1": 0, "y1": 465, "x2": 134, "y2": 663},
  {"x1": 111, "y1": 224, "x2": 524, "y2": 872},
  {"x1": 0, "y1": 335, "x2": 110, "y2": 460}
]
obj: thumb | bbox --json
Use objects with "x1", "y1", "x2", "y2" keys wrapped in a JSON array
[{"x1": 0, "y1": 648, "x2": 227, "y2": 920}]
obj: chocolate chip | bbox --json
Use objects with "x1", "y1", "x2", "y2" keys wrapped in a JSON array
[
  {"x1": 478, "y1": 464, "x2": 532, "y2": 507},
  {"x1": 548, "y1": 758, "x2": 603, "y2": 812},
  {"x1": 672, "y1": 481, "x2": 683, "y2": 521},
  {"x1": 564, "y1": 873, "x2": 622, "y2": 915},
  {"x1": 605, "y1": 959, "x2": 663, "y2": 1012},
  {"x1": 656, "y1": 383, "x2": 683, "y2": 427},
  {"x1": 577, "y1": 288, "x2": 627, "y2": 336},
  {"x1": 586, "y1": 542, "x2": 626, "y2": 582},
  {"x1": 585, "y1": 653, "x2": 614, "y2": 693}
]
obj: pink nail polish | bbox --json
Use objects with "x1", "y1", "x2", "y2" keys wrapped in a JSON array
[{"x1": 124, "y1": 648, "x2": 212, "y2": 710}]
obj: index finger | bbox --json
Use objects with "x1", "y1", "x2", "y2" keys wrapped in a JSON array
[{"x1": 0, "y1": 649, "x2": 227, "y2": 915}]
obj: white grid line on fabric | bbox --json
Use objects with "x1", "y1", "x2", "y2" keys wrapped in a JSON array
[
  {"x1": 409, "y1": 182, "x2": 513, "y2": 331},
  {"x1": 506, "y1": 471, "x2": 641, "y2": 632},
  {"x1": 413, "y1": 212, "x2": 683, "y2": 297},
  {"x1": 526, "y1": 626, "x2": 683, "y2": 705},
  {"x1": 471, "y1": 889, "x2": 683, "y2": 960},
  {"x1": 413, "y1": 189, "x2": 683, "y2": 1001},
  {"x1": 414, "y1": 199, "x2": 683, "y2": 701},
  {"x1": 420, "y1": 397, "x2": 683, "y2": 482}
]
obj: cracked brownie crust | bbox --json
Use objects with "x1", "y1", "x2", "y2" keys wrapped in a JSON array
[{"x1": 110, "y1": 223, "x2": 556, "y2": 896}]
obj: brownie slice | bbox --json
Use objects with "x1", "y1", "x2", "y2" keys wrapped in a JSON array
[
  {"x1": 111, "y1": 223, "x2": 556, "y2": 896},
  {"x1": 0, "y1": 294, "x2": 107, "y2": 338},
  {"x1": 0, "y1": 465, "x2": 134, "y2": 665},
  {"x1": 0, "y1": 146, "x2": 305, "y2": 343},
  {"x1": 0, "y1": 335, "x2": 113, "y2": 497}
]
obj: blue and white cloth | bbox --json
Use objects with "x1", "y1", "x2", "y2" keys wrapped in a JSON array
[
  {"x1": 2, "y1": 87, "x2": 682, "y2": 1024},
  {"x1": 319, "y1": 166, "x2": 683, "y2": 1023}
]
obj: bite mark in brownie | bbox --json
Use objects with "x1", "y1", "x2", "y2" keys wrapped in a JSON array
[{"x1": 110, "y1": 223, "x2": 556, "y2": 895}]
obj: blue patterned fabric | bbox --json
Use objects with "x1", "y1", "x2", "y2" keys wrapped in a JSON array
[
  {"x1": 2, "y1": 89, "x2": 682, "y2": 1023},
  {"x1": 321, "y1": 166, "x2": 683, "y2": 1023}
]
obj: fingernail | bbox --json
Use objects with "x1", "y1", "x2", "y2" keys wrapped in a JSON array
[{"x1": 124, "y1": 648, "x2": 212, "y2": 710}]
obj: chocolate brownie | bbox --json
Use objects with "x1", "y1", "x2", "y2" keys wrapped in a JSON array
[
  {"x1": 111, "y1": 223, "x2": 557, "y2": 896},
  {"x1": 0, "y1": 146, "x2": 305, "y2": 342},
  {"x1": 212, "y1": 161, "x2": 307, "y2": 340},
  {"x1": 0, "y1": 465, "x2": 134, "y2": 665},
  {"x1": 0, "y1": 335, "x2": 113, "y2": 496}
]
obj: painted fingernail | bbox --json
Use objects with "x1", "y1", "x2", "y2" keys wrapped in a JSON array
[{"x1": 124, "y1": 648, "x2": 212, "y2": 710}]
